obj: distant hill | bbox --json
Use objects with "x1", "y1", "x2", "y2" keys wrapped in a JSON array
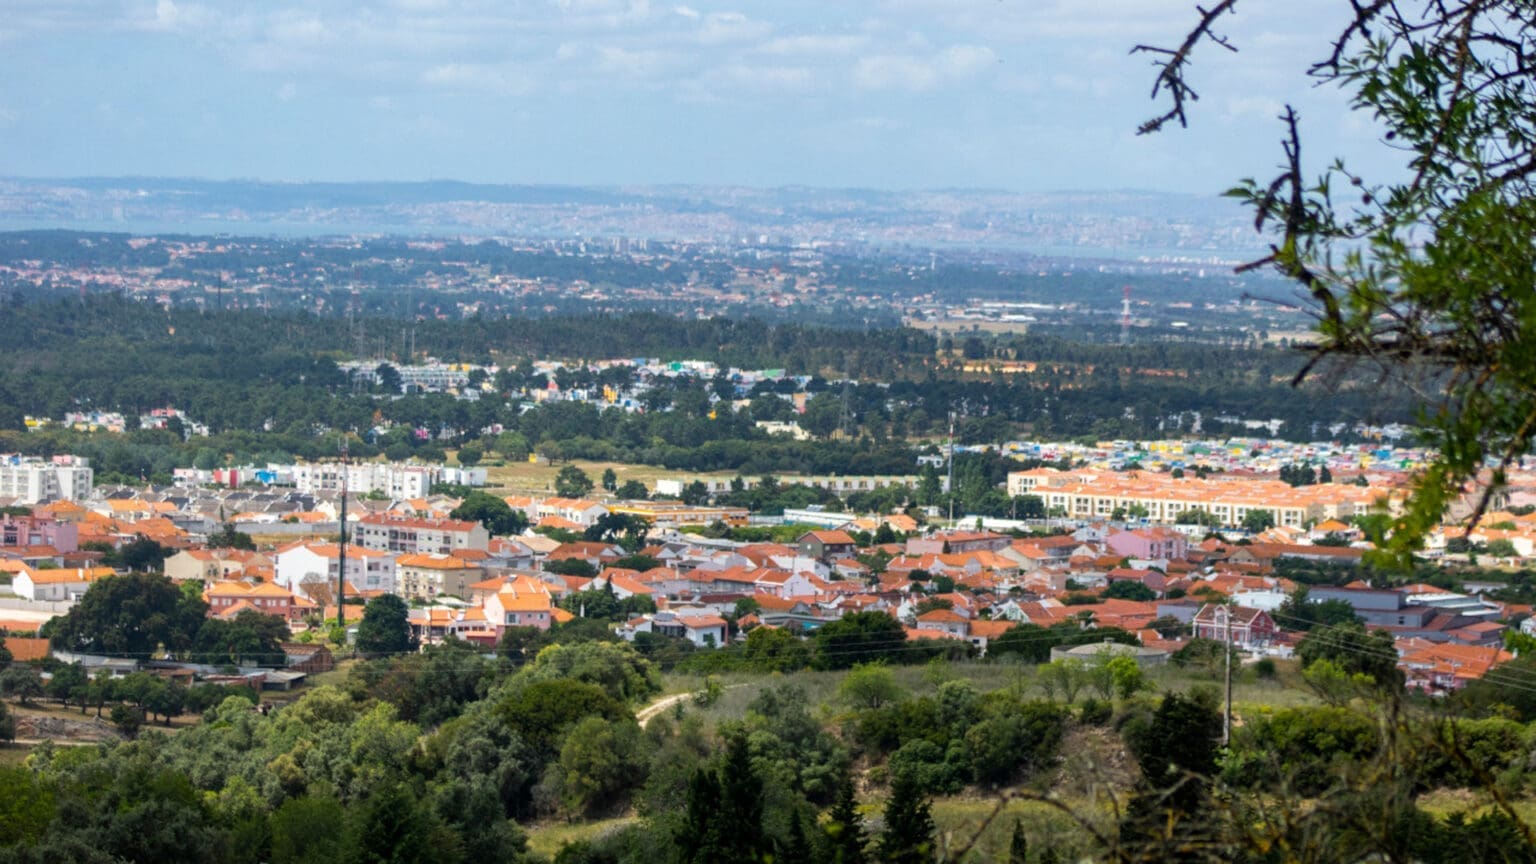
[{"x1": 0, "y1": 177, "x2": 1267, "y2": 261}]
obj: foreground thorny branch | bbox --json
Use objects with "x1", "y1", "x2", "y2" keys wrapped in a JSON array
[{"x1": 1142, "y1": 1, "x2": 1536, "y2": 565}]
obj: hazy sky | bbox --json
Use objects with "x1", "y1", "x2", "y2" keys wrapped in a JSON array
[{"x1": 2, "y1": 0, "x2": 1400, "y2": 193}]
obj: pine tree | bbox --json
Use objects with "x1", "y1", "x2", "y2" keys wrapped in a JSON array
[
  {"x1": 1008, "y1": 819, "x2": 1028, "y2": 864},
  {"x1": 677, "y1": 768, "x2": 724, "y2": 864},
  {"x1": 718, "y1": 733, "x2": 767, "y2": 863},
  {"x1": 825, "y1": 775, "x2": 867, "y2": 864},
  {"x1": 878, "y1": 771, "x2": 935, "y2": 864},
  {"x1": 781, "y1": 808, "x2": 813, "y2": 864}
]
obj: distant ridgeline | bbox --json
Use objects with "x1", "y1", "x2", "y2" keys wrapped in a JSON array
[{"x1": 0, "y1": 225, "x2": 1295, "y2": 337}]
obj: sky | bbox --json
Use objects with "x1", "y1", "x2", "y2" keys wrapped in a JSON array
[{"x1": 0, "y1": 0, "x2": 1402, "y2": 194}]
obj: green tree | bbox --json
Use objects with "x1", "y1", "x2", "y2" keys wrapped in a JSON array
[
  {"x1": 355, "y1": 594, "x2": 415, "y2": 656},
  {"x1": 1008, "y1": 820, "x2": 1028, "y2": 864},
  {"x1": 988, "y1": 622, "x2": 1062, "y2": 663},
  {"x1": 838, "y1": 662, "x2": 905, "y2": 710},
  {"x1": 455, "y1": 443, "x2": 483, "y2": 467},
  {"x1": 813, "y1": 611, "x2": 907, "y2": 670},
  {"x1": 1296, "y1": 622, "x2": 1404, "y2": 691},
  {"x1": 345, "y1": 781, "x2": 452, "y2": 864},
  {"x1": 0, "y1": 665, "x2": 43, "y2": 706},
  {"x1": 741, "y1": 626, "x2": 811, "y2": 672},
  {"x1": 450, "y1": 491, "x2": 528, "y2": 536},
  {"x1": 600, "y1": 468, "x2": 617, "y2": 492},
  {"x1": 1144, "y1": 2, "x2": 1536, "y2": 563},
  {"x1": 1241, "y1": 509, "x2": 1276, "y2": 534},
  {"x1": 555, "y1": 465, "x2": 595, "y2": 498},
  {"x1": 615, "y1": 479, "x2": 649, "y2": 500},
  {"x1": 879, "y1": 770, "x2": 936, "y2": 864},
  {"x1": 270, "y1": 795, "x2": 347, "y2": 864},
  {"x1": 0, "y1": 765, "x2": 53, "y2": 843},
  {"x1": 1104, "y1": 580, "x2": 1156, "y2": 601},
  {"x1": 556, "y1": 715, "x2": 649, "y2": 817},
  {"x1": 43, "y1": 572, "x2": 206, "y2": 657},
  {"x1": 519, "y1": 640, "x2": 660, "y2": 704},
  {"x1": 824, "y1": 774, "x2": 868, "y2": 864},
  {"x1": 193, "y1": 609, "x2": 289, "y2": 667},
  {"x1": 115, "y1": 534, "x2": 173, "y2": 569},
  {"x1": 208, "y1": 523, "x2": 256, "y2": 551}
]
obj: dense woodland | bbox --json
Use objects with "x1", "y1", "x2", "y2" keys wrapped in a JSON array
[{"x1": 0, "y1": 297, "x2": 1414, "y2": 486}]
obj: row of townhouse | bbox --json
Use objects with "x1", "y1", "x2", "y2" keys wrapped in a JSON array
[
  {"x1": 353, "y1": 513, "x2": 489, "y2": 555},
  {"x1": 1006, "y1": 468, "x2": 1387, "y2": 528}
]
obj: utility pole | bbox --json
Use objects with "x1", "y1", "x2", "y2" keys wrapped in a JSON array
[
  {"x1": 336, "y1": 438, "x2": 349, "y2": 631},
  {"x1": 946, "y1": 412, "x2": 956, "y2": 526},
  {"x1": 1219, "y1": 605, "x2": 1233, "y2": 745}
]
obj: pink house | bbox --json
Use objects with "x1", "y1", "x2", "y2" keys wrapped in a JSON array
[
  {"x1": 0, "y1": 515, "x2": 79, "y2": 554},
  {"x1": 1191, "y1": 604, "x2": 1277, "y2": 649},
  {"x1": 1106, "y1": 527, "x2": 1187, "y2": 562}
]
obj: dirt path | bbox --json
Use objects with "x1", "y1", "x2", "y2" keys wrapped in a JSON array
[
  {"x1": 635, "y1": 691, "x2": 695, "y2": 728},
  {"x1": 634, "y1": 682, "x2": 753, "y2": 728}
]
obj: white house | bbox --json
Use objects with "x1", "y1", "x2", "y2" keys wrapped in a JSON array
[
  {"x1": 274, "y1": 542, "x2": 397, "y2": 595},
  {"x1": 11, "y1": 565, "x2": 112, "y2": 602}
]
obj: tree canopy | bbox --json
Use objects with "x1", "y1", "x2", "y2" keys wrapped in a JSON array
[
  {"x1": 1145, "y1": 1, "x2": 1536, "y2": 564},
  {"x1": 43, "y1": 573, "x2": 206, "y2": 658}
]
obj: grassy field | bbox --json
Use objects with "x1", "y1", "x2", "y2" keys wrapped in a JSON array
[
  {"x1": 930, "y1": 796, "x2": 1108, "y2": 862},
  {"x1": 664, "y1": 658, "x2": 1318, "y2": 728},
  {"x1": 526, "y1": 816, "x2": 637, "y2": 858}
]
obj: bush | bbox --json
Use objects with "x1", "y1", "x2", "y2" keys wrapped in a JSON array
[{"x1": 1078, "y1": 698, "x2": 1113, "y2": 726}]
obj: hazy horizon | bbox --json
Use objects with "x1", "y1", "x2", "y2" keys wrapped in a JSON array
[{"x1": 5, "y1": 0, "x2": 1403, "y2": 194}]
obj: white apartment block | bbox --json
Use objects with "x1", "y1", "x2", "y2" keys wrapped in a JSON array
[
  {"x1": 0, "y1": 456, "x2": 94, "y2": 504},
  {"x1": 355, "y1": 514, "x2": 489, "y2": 555},
  {"x1": 274, "y1": 542, "x2": 398, "y2": 595},
  {"x1": 291, "y1": 463, "x2": 440, "y2": 499}
]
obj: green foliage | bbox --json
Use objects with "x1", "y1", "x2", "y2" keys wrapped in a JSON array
[
  {"x1": 838, "y1": 662, "x2": 905, "y2": 710},
  {"x1": 813, "y1": 611, "x2": 907, "y2": 670},
  {"x1": 1277, "y1": 586, "x2": 1360, "y2": 631},
  {"x1": 449, "y1": 491, "x2": 527, "y2": 536},
  {"x1": 555, "y1": 465, "x2": 595, "y2": 498},
  {"x1": 878, "y1": 770, "x2": 936, "y2": 864},
  {"x1": 1103, "y1": 580, "x2": 1156, "y2": 601},
  {"x1": 207, "y1": 523, "x2": 256, "y2": 552},
  {"x1": 497, "y1": 679, "x2": 627, "y2": 760},
  {"x1": 676, "y1": 735, "x2": 769, "y2": 864},
  {"x1": 555, "y1": 715, "x2": 650, "y2": 817},
  {"x1": 0, "y1": 666, "x2": 43, "y2": 706},
  {"x1": 269, "y1": 795, "x2": 347, "y2": 864},
  {"x1": 1241, "y1": 508, "x2": 1276, "y2": 533},
  {"x1": 518, "y1": 640, "x2": 661, "y2": 704},
  {"x1": 1227, "y1": 705, "x2": 1381, "y2": 795},
  {"x1": 824, "y1": 774, "x2": 868, "y2": 864},
  {"x1": 0, "y1": 766, "x2": 53, "y2": 845},
  {"x1": 1296, "y1": 622, "x2": 1404, "y2": 692},
  {"x1": 352, "y1": 639, "x2": 499, "y2": 727},
  {"x1": 43, "y1": 572, "x2": 206, "y2": 657},
  {"x1": 192, "y1": 608, "x2": 289, "y2": 667},
  {"x1": 354, "y1": 594, "x2": 416, "y2": 656}
]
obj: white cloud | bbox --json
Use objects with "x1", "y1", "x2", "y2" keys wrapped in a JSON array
[
  {"x1": 854, "y1": 44, "x2": 996, "y2": 92},
  {"x1": 757, "y1": 33, "x2": 868, "y2": 57},
  {"x1": 695, "y1": 11, "x2": 769, "y2": 45},
  {"x1": 421, "y1": 62, "x2": 532, "y2": 95}
]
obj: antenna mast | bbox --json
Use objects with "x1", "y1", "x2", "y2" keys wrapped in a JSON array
[
  {"x1": 946, "y1": 412, "x2": 956, "y2": 526},
  {"x1": 336, "y1": 438, "x2": 349, "y2": 630},
  {"x1": 1120, "y1": 285, "x2": 1131, "y2": 345}
]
